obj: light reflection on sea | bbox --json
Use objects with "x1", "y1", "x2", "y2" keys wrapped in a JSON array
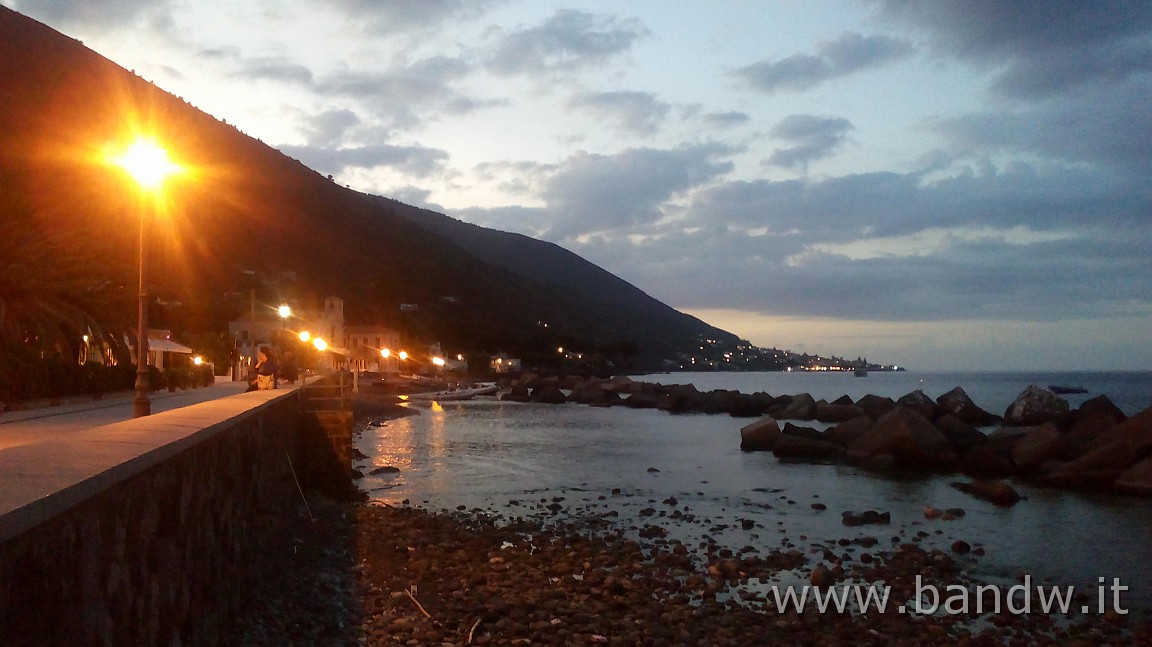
[{"x1": 356, "y1": 371, "x2": 1152, "y2": 612}]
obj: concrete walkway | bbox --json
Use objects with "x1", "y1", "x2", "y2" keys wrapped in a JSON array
[
  {"x1": 0, "y1": 379, "x2": 257, "y2": 450},
  {"x1": 0, "y1": 380, "x2": 307, "y2": 541}
]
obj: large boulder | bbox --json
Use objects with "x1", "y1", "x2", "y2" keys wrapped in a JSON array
[
  {"x1": 740, "y1": 417, "x2": 781, "y2": 452},
  {"x1": 846, "y1": 406, "x2": 955, "y2": 470},
  {"x1": 623, "y1": 392, "x2": 660, "y2": 409},
  {"x1": 1003, "y1": 385, "x2": 1069, "y2": 427},
  {"x1": 656, "y1": 383, "x2": 703, "y2": 413},
  {"x1": 530, "y1": 385, "x2": 567, "y2": 404},
  {"x1": 778, "y1": 393, "x2": 817, "y2": 420},
  {"x1": 772, "y1": 434, "x2": 843, "y2": 462},
  {"x1": 1058, "y1": 395, "x2": 1126, "y2": 459},
  {"x1": 1010, "y1": 424, "x2": 1063, "y2": 471},
  {"x1": 951, "y1": 480, "x2": 1022, "y2": 506},
  {"x1": 698, "y1": 389, "x2": 746, "y2": 415},
  {"x1": 1114, "y1": 457, "x2": 1152, "y2": 497},
  {"x1": 1043, "y1": 439, "x2": 1140, "y2": 487},
  {"x1": 501, "y1": 384, "x2": 531, "y2": 402},
  {"x1": 958, "y1": 442, "x2": 1017, "y2": 478},
  {"x1": 782, "y1": 422, "x2": 824, "y2": 442},
  {"x1": 856, "y1": 394, "x2": 896, "y2": 420},
  {"x1": 569, "y1": 378, "x2": 609, "y2": 405},
  {"x1": 728, "y1": 392, "x2": 769, "y2": 418},
  {"x1": 815, "y1": 400, "x2": 866, "y2": 423},
  {"x1": 1105, "y1": 405, "x2": 1152, "y2": 450},
  {"x1": 896, "y1": 390, "x2": 940, "y2": 421},
  {"x1": 600, "y1": 375, "x2": 636, "y2": 393},
  {"x1": 935, "y1": 415, "x2": 988, "y2": 452},
  {"x1": 936, "y1": 386, "x2": 998, "y2": 426},
  {"x1": 827, "y1": 416, "x2": 874, "y2": 447}
]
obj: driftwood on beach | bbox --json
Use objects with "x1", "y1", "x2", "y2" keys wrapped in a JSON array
[{"x1": 501, "y1": 374, "x2": 1152, "y2": 498}]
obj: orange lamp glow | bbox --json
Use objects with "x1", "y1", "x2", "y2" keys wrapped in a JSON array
[{"x1": 111, "y1": 138, "x2": 180, "y2": 190}]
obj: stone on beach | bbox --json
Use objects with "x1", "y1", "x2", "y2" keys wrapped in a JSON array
[
  {"x1": 739, "y1": 416, "x2": 781, "y2": 452},
  {"x1": 777, "y1": 392, "x2": 817, "y2": 420},
  {"x1": 1115, "y1": 457, "x2": 1152, "y2": 496},
  {"x1": 951, "y1": 480, "x2": 1022, "y2": 506},
  {"x1": 846, "y1": 406, "x2": 955, "y2": 470},
  {"x1": 936, "y1": 386, "x2": 998, "y2": 426},
  {"x1": 1003, "y1": 385, "x2": 1070, "y2": 427}
]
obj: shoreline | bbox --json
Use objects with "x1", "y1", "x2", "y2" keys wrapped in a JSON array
[{"x1": 225, "y1": 497, "x2": 1152, "y2": 646}]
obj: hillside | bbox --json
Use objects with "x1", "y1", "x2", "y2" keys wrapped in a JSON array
[{"x1": 0, "y1": 6, "x2": 737, "y2": 370}]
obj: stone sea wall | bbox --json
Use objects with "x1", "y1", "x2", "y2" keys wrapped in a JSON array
[{"x1": 0, "y1": 394, "x2": 313, "y2": 646}]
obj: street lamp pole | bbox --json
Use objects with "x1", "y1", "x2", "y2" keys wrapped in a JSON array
[
  {"x1": 111, "y1": 137, "x2": 180, "y2": 418},
  {"x1": 133, "y1": 206, "x2": 151, "y2": 417}
]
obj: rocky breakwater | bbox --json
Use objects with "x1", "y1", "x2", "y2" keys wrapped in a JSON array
[
  {"x1": 741, "y1": 383, "x2": 1152, "y2": 499},
  {"x1": 498, "y1": 375, "x2": 1152, "y2": 498},
  {"x1": 501, "y1": 373, "x2": 780, "y2": 417}
]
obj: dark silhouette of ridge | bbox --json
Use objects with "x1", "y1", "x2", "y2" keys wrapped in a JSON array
[{"x1": 0, "y1": 6, "x2": 736, "y2": 369}]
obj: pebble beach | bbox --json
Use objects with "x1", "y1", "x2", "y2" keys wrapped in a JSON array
[{"x1": 224, "y1": 495, "x2": 1151, "y2": 646}]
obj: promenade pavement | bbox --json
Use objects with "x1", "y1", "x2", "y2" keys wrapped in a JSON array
[
  {"x1": 0, "y1": 378, "x2": 254, "y2": 450},
  {"x1": 0, "y1": 378, "x2": 310, "y2": 540}
]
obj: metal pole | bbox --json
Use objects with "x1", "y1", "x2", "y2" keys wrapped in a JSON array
[{"x1": 133, "y1": 209, "x2": 151, "y2": 417}]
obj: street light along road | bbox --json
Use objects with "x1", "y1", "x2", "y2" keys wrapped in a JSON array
[{"x1": 109, "y1": 137, "x2": 182, "y2": 418}]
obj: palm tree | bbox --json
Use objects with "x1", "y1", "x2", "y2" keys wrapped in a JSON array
[{"x1": 0, "y1": 179, "x2": 131, "y2": 363}]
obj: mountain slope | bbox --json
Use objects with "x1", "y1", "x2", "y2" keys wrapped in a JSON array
[{"x1": 0, "y1": 6, "x2": 735, "y2": 369}]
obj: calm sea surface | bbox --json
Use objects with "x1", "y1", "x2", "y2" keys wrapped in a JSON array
[{"x1": 356, "y1": 371, "x2": 1152, "y2": 610}]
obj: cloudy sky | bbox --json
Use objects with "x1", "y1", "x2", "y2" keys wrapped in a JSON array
[{"x1": 8, "y1": 0, "x2": 1152, "y2": 370}]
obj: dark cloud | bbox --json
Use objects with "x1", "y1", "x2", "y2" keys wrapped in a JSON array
[
  {"x1": 735, "y1": 31, "x2": 912, "y2": 93},
  {"x1": 232, "y1": 57, "x2": 314, "y2": 85},
  {"x1": 767, "y1": 115, "x2": 854, "y2": 171},
  {"x1": 484, "y1": 9, "x2": 650, "y2": 75},
  {"x1": 567, "y1": 91, "x2": 670, "y2": 135},
  {"x1": 701, "y1": 111, "x2": 751, "y2": 128},
  {"x1": 280, "y1": 143, "x2": 449, "y2": 178},
  {"x1": 328, "y1": 0, "x2": 501, "y2": 35},
  {"x1": 927, "y1": 76, "x2": 1152, "y2": 173},
  {"x1": 877, "y1": 0, "x2": 1152, "y2": 98},
  {"x1": 540, "y1": 143, "x2": 737, "y2": 239},
  {"x1": 299, "y1": 109, "x2": 363, "y2": 147},
  {"x1": 550, "y1": 156, "x2": 1152, "y2": 322}
]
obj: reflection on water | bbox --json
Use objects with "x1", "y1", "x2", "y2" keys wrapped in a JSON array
[{"x1": 356, "y1": 396, "x2": 1152, "y2": 611}]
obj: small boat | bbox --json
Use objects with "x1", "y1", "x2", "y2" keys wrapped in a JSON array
[
  {"x1": 1048, "y1": 385, "x2": 1088, "y2": 395},
  {"x1": 853, "y1": 368, "x2": 868, "y2": 377},
  {"x1": 404, "y1": 383, "x2": 499, "y2": 402}
]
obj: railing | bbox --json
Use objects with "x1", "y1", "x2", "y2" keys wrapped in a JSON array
[{"x1": 299, "y1": 372, "x2": 352, "y2": 413}]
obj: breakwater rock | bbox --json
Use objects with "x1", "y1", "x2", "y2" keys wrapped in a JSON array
[{"x1": 500, "y1": 375, "x2": 1152, "y2": 497}]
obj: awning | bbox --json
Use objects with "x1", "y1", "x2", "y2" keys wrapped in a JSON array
[{"x1": 143, "y1": 337, "x2": 194, "y2": 354}]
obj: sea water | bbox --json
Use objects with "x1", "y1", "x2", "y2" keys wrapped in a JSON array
[{"x1": 355, "y1": 371, "x2": 1152, "y2": 611}]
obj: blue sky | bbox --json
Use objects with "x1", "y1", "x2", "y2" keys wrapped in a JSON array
[{"x1": 8, "y1": 1, "x2": 1152, "y2": 370}]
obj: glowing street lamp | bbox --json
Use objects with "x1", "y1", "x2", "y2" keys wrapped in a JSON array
[
  {"x1": 398, "y1": 351, "x2": 408, "y2": 361},
  {"x1": 313, "y1": 338, "x2": 328, "y2": 352},
  {"x1": 380, "y1": 348, "x2": 391, "y2": 359},
  {"x1": 111, "y1": 137, "x2": 181, "y2": 418},
  {"x1": 278, "y1": 304, "x2": 292, "y2": 319},
  {"x1": 298, "y1": 330, "x2": 311, "y2": 343}
]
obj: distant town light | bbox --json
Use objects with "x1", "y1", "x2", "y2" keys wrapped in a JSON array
[{"x1": 432, "y1": 357, "x2": 445, "y2": 367}]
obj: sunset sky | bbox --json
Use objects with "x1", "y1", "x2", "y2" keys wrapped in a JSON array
[{"x1": 7, "y1": 1, "x2": 1151, "y2": 370}]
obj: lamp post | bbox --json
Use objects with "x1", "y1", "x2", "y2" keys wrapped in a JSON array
[{"x1": 111, "y1": 138, "x2": 180, "y2": 417}]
